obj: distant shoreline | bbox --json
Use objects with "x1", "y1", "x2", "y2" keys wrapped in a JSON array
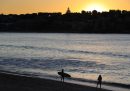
[
  {"x1": 1, "y1": 10, "x2": 130, "y2": 33},
  {"x1": 0, "y1": 32, "x2": 130, "y2": 34}
]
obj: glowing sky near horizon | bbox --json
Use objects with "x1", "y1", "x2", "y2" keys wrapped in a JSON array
[{"x1": 0, "y1": 0, "x2": 130, "y2": 14}]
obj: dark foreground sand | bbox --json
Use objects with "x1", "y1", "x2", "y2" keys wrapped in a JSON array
[{"x1": 0, "y1": 72, "x2": 111, "y2": 91}]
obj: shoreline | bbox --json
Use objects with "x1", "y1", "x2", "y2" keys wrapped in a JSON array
[
  {"x1": 1, "y1": 69, "x2": 130, "y2": 87},
  {"x1": 0, "y1": 72, "x2": 110, "y2": 91},
  {"x1": 0, "y1": 70, "x2": 130, "y2": 91}
]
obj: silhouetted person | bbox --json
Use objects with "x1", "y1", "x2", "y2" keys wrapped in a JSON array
[
  {"x1": 97, "y1": 75, "x2": 102, "y2": 88},
  {"x1": 61, "y1": 69, "x2": 64, "y2": 82}
]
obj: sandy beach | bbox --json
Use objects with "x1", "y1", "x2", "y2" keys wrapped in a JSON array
[{"x1": 0, "y1": 72, "x2": 111, "y2": 91}]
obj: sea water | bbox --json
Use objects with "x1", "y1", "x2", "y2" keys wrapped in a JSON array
[{"x1": 0, "y1": 33, "x2": 130, "y2": 86}]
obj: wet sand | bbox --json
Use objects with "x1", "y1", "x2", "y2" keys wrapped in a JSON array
[{"x1": 0, "y1": 72, "x2": 111, "y2": 91}]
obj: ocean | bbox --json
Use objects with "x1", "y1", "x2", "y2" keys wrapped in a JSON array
[{"x1": 0, "y1": 33, "x2": 130, "y2": 87}]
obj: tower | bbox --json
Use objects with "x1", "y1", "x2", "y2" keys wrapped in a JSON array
[{"x1": 66, "y1": 7, "x2": 71, "y2": 14}]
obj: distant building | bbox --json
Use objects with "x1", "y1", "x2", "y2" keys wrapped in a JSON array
[{"x1": 66, "y1": 7, "x2": 71, "y2": 14}]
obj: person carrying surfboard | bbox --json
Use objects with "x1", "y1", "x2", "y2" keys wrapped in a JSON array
[{"x1": 58, "y1": 69, "x2": 71, "y2": 83}]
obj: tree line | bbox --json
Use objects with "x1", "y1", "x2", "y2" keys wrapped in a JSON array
[{"x1": 0, "y1": 10, "x2": 130, "y2": 33}]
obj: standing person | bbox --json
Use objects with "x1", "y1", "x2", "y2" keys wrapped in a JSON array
[
  {"x1": 97, "y1": 75, "x2": 102, "y2": 88},
  {"x1": 61, "y1": 69, "x2": 64, "y2": 82}
]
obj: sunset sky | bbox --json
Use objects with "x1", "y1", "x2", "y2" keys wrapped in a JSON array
[{"x1": 1, "y1": 0, "x2": 130, "y2": 14}]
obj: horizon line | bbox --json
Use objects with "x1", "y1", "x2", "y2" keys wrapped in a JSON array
[{"x1": 1, "y1": 9, "x2": 130, "y2": 15}]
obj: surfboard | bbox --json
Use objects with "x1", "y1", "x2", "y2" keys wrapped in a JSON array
[{"x1": 58, "y1": 72, "x2": 71, "y2": 78}]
